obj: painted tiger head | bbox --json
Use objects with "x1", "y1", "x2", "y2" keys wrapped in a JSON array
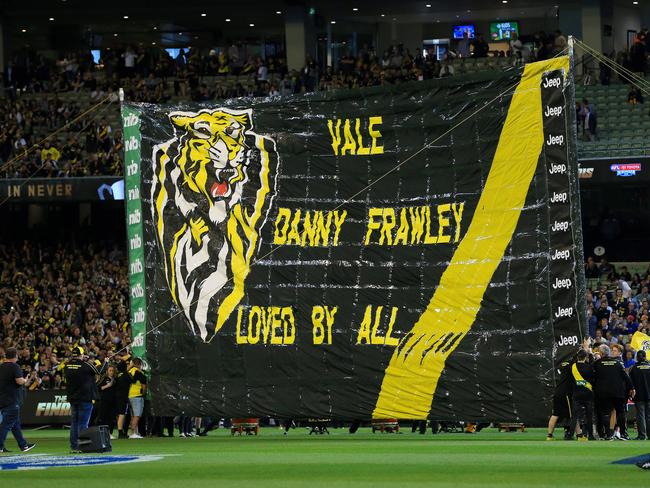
[
  {"x1": 169, "y1": 110, "x2": 251, "y2": 206},
  {"x1": 152, "y1": 108, "x2": 278, "y2": 341}
]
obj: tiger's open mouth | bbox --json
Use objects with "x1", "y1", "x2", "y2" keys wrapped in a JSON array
[{"x1": 209, "y1": 166, "x2": 244, "y2": 199}]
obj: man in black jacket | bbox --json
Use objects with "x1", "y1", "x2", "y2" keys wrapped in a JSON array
[
  {"x1": 64, "y1": 346, "x2": 108, "y2": 452},
  {"x1": 570, "y1": 349, "x2": 595, "y2": 441},
  {"x1": 630, "y1": 350, "x2": 650, "y2": 440},
  {"x1": 594, "y1": 344, "x2": 635, "y2": 440},
  {"x1": 0, "y1": 348, "x2": 36, "y2": 453}
]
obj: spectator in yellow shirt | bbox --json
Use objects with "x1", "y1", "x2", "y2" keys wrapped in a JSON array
[
  {"x1": 127, "y1": 358, "x2": 147, "y2": 439},
  {"x1": 40, "y1": 141, "x2": 61, "y2": 163}
]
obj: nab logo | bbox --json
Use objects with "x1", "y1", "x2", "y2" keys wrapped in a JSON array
[
  {"x1": 546, "y1": 134, "x2": 564, "y2": 146},
  {"x1": 133, "y1": 308, "x2": 145, "y2": 324},
  {"x1": 549, "y1": 163, "x2": 567, "y2": 175},
  {"x1": 131, "y1": 332, "x2": 145, "y2": 347},
  {"x1": 130, "y1": 259, "x2": 143, "y2": 275},
  {"x1": 128, "y1": 187, "x2": 140, "y2": 201},
  {"x1": 131, "y1": 283, "x2": 144, "y2": 298},
  {"x1": 551, "y1": 221, "x2": 569, "y2": 232},
  {"x1": 125, "y1": 137, "x2": 140, "y2": 152},
  {"x1": 130, "y1": 234, "x2": 142, "y2": 250},
  {"x1": 123, "y1": 113, "x2": 140, "y2": 128},
  {"x1": 129, "y1": 209, "x2": 141, "y2": 225},
  {"x1": 558, "y1": 335, "x2": 578, "y2": 347},
  {"x1": 126, "y1": 161, "x2": 138, "y2": 177}
]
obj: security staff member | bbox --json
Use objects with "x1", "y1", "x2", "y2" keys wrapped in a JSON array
[
  {"x1": 570, "y1": 349, "x2": 595, "y2": 441},
  {"x1": 594, "y1": 344, "x2": 635, "y2": 440},
  {"x1": 64, "y1": 346, "x2": 109, "y2": 452},
  {"x1": 630, "y1": 350, "x2": 650, "y2": 440}
]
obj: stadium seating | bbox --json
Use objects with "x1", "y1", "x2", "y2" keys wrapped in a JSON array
[{"x1": 575, "y1": 83, "x2": 650, "y2": 158}]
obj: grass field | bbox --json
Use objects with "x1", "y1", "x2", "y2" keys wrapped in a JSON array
[{"x1": 1, "y1": 427, "x2": 649, "y2": 486}]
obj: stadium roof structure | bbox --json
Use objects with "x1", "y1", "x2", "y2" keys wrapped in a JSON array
[{"x1": 0, "y1": 0, "x2": 589, "y2": 32}]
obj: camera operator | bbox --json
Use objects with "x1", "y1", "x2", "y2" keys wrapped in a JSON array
[
  {"x1": 0, "y1": 348, "x2": 36, "y2": 453},
  {"x1": 629, "y1": 350, "x2": 650, "y2": 440},
  {"x1": 594, "y1": 344, "x2": 635, "y2": 440},
  {"x1": 64, "y1": 346, "x2": 109, "y2": 453},
  {"x1": 570, "y1": 349, "x2": 595, "y2": 441}
]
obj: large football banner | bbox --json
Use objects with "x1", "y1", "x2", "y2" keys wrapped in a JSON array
[{"x1": 123, "y1": 56, "x2": 586, "y2": 423}]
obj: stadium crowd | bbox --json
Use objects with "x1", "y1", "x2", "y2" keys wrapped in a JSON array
[
  {"x1": 3, "y1": 28, "x2": 648, "y2": 178},
  {"x1": 0, "y1": 241, "x2": 131, "y2": 390},
  {"x1": 584, "y1": 257, "x2": 650, "y2": 347}
]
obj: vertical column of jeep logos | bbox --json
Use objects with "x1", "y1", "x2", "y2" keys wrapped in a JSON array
[
  {"x1": 541, "y1": 70, "x2": 583, "y2": 368},
  {"x1": 122, "y1": 107, "x2": 147, "y2": 363}
]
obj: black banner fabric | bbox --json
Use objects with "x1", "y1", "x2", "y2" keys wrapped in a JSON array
[{"x1": 125, "y1": 56, "x2": 585, "y2": 423}]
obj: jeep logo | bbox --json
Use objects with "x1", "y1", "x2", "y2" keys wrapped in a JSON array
[
  {"x1": 552, "y1": 277, "x2": 572, "y2": 289},
  {"x1": 546, "y1": 134, "x2": 564, "y2": 146},
  {"x1": 554, "y1": 306, "x2": 573, "y2": 319},
  {"x1": 558, "y1": 334, "x2": 578, "y2": 347}
]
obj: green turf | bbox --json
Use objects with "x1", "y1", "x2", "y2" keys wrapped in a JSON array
[{"x1": 1, "y1": 427, "x2": 649, "y2": 486}]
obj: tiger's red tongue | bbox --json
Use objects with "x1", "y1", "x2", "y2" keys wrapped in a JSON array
[{"x1": 210, "y1": 181, "x2": 229, "y2": 197}]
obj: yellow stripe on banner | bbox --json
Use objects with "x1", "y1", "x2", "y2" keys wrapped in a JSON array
[
  {"x1": 156, "y1": 151, "x2": 169, "y2": 248},
  {"x1": 373, "y1": 56, "x2": 570, "y2": 419},
  {"x1": 169, "y1": 223, "x2": 188, "y2": 302},
  {"x1": 214, "y1": 136, "x2": 272, "y2": 334}
]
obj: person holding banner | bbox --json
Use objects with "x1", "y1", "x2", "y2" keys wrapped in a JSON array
[
  {"x1": 547, "y1": 338, "x2": 593, "y2": 441},
  {"x1": 594, "y1": 344, "x2": 635, "y2": 440},
  {"x1": 570, "y1": 350, "x2": 595, "y2": 441},
  {"x1": 630, "y1": 350, "x2": 650, "y2": 440}
]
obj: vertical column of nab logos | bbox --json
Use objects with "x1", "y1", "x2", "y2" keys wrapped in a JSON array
[
  {"x1": 123, "y1": 106, "x2": 147, "y2": 361},
  {"x1": 541, "y1": 70, "x2": 582, "y2": 366}
]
